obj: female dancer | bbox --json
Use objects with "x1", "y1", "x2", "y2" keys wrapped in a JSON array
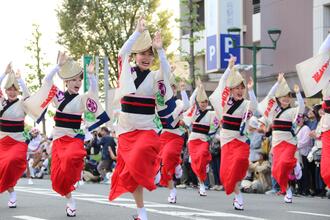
[
  {"x1": 28, "y1": 52, "x2": 109, "y2": 216},
  {"x1": 318, "y1": 32, "x2": 330, "y2": 189},
  {"x1": 109, "y1": 17, "x2": 172, "y2": 220},
  {"x1": 259, "y1": 73, "x2": 304, "y2": 203},
  {"x1": 185, "y1": 83, "x2": 218, "y2": 197},
  {"x1": 209, "y1": 55, "x2": 257, "y2": 210},
  {"x1": 158, "y1": 78, "x2": 189, "y2": 203},
  {"x1": 0, "y1": 64, "x2": 30, "y2": 208}
]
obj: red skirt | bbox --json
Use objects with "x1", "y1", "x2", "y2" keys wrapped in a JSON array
[
  {"x1": 159, "y1": 132, "x2": 184, "y2": 187},
  {"x1": 220, "y1": 139, "x2": 249, "y2": 195},
  {"x1": 0, "y1": 136, "x2": 28, "y2": 193},
  {"x1": 51, "y1": 136, "x2": 86, "y2": 196},
  {"x1": 321, "y1": 130, "x2": 330, "y2": 188},
  {"x1": 272, "y1": 141, "x2": 297, "y2": 193},
  {"x1": 109, "y1": 130, "x2": 161, "y2": 201},
  {"x1": 188, "y1": 139, "x2": 211, "y2": 182}
]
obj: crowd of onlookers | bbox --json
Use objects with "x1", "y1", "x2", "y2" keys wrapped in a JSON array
[{"x1": 23, "y1": 101, "x2": 330, "y2": 200}]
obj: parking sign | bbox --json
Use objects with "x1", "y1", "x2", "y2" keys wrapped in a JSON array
[
  {"x1": 220, "y1": 34, "x2": 240, "y2": 69},
  {"x1": 206, "y1": 35, "x2": 217, "y2": 71}
]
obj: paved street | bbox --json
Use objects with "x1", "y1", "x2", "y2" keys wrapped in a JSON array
[{"x1": 0, "y1": 179, "x2": 329, "y2": 220}]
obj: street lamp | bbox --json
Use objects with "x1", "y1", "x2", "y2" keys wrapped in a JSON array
[{"x1": 227, "y1": 27, "x2": 281, "y2": 94}]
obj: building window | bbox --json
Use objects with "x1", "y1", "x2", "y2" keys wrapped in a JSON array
[
  {"x1": 180, "y1": 0, "x2": 205, "y2": 35},
  {"x1": 196, "y1": 0, "x2": 205, "y2": 27},
  {"x1": 253, "y1": 0, "x2": 260, "y2": 14}
]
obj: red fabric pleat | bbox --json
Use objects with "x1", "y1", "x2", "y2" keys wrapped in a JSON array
[
  {"x1": 188, "y1": 139, "x2": 211, "y2": 182},
  {"x1": 159, "y1": 131, "x2": 184, "y2": 187},
  {"x1": 321, "y1": 130, "x2": 330, "y2": 188},
  {"x1": 220, "y1": 139, "x2": 249, "y2": 195},
  {"x1": 51, "y1": 136, "x2": 86, "y2": 196},
  {"x1": 0, "y1": 136, "x2": 27, "y2": 193},
  {"x1": 109, "y1": 130, "x2": 161, "y2": 201},
  {"x1": 272, "y1": 141, "x2": 297, "y2": 193}
]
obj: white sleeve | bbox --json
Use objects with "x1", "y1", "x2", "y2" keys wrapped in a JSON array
[
  {"x1": 181, "y1": 90, "x2": 190, "y2": 111},
  {"x1": 189, "y1": 88, "x2": 198, "y2": 106},
  {"x1": 43, "y1": 65, "x2": 60, "y2": 83},
  {"x1": 17, "y1": 78, "x2": 30, "y2": 98},
  {"x1": 248, "y1": 89, "x2": 258, "y2": 113},
  {"x1": 88, "y1": 74, "x2": 97, "y2": 93},
  {"x1": 209, "y1": 68, "x2": 231, "y2": 119},
  {"x1": 221, "y1": 67, "x2": 231, "y2": 82},
  {"x1": 157, "y1": 48, "x2": 171, "y2": 79},
  {"x1": 297, "y1": 126, "x2": 311, "y2": 149},
  {"x1": 118, "y1": 31, "x2": 141, "y2": 57},
  {"x1": 268, "y1": 82, "x2": 279, "y2": 98},
  {"x1": 294, "y1": 92, "x2": 305, "y2": 123},
  {"x1": 0, "y1": 73, "x2": 6, "y2": 85},
  {"x1": 296, "y1": 92, "x2": 305, "y2": 114}
]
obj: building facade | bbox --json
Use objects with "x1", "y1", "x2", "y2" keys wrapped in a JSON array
[{"x1": 179, "y1": 0, "x2": 330, "y2": 99}]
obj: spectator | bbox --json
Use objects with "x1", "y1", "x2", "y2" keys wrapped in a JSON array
[
  {"x1": 241, "y1": 152, "x2": 272, "y2": 194},
  {"x1": 177, "y1": 130, "x2": 198, "y2": 189},
  {"x1": 308, "y1": 106, "x2": 327, "y2": 197},
  {"x1": 296, "y1": 115, "x2": 315, "y2": 196},
  {"x1": 247, "y1": 116, "x2": 263, "y2": 162},
  {"x1": 34, "y1": 150, "x2": 50, "y2": 179},
  {"x1": 96, "y1": 127, "x2": 117, "y2": 183},
  {"x1": 209, "y1": 134, "x2": 223, "y2": 191},
  {"x1": 26, "y1": 127, "x2": 43, "y2": 184},
  {"x1": 306, "y1": 106, "x2": 320, "y2": 130}
]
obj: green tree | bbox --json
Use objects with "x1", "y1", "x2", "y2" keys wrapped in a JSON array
[
  {"x1": 57, "y1": 0, "x2": 173, "y2": 101},
  {"x1": 177, "y1": 0, "x2": 204, "y2": 89},
  {"x1": 25, "y1": 24, "x2": 51, "y2": 134}
]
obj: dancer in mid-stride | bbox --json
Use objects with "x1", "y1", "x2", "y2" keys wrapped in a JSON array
[
  {"x1": 318, "y1": 32, "x2": 330, "y2": 190},
  {"x1": 0, "y1": 63, "x2": 31, "y2": 208},
  {"x1": 26, "y1": 52, "x2": 109, "y2": 217},
  {"x1": 158, "y1": 77, "x2": 189, "y2": 203},
  {"x1": 109, "y1": 17, "x2": 172, "y2": 220},
  {"x1": 184, "y1": 81, "x2": 219, "y2": 197},
  {"x1": 210, "y1": 55, "x2": 257, "y2": 210},
  {"x1": 259, "y1": 72, "x2": 304, "y2": 204}
]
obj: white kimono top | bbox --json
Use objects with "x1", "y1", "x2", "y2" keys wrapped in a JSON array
[
  {"x1": 114, "y1": 31, "x2": 173, "y2": 136},
  {"x1": 0, "y1": 73, "x2": 30, "y2": 142},
  {"x1": 209, "y1": 67, "x2": 258, "y2": 146},
  {"x1": 259, "y1": 82, "x2": 305, "y2": 147}
]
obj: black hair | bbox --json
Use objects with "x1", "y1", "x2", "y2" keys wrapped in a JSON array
[
  {"x1": 100, "y1": 126, "x2": 110, "y2": 134},
  {"x1": 312, "y1": 104, "x2": 322, "y2": 121}
]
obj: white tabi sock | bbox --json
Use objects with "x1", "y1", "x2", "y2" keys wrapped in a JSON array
[
  {"x1": 235, "y1": 193, "x2": 243, "y2": 204},
  {"x1": 154, "y1": 170, "x2": 161, "y2": 185},
  {"x1": 9, "y1": 191, "x2": 16, "y2": 202},
  {"x1": 67, "y1": 197, "x2": 76, "y2": 209},
  {"x1": 200, "y1": 183, "x2": 206, "y2": 192},
  {"x1": 286, "y1": 187, "x2": 292, "y2": 198},
  {"x1": 137, "y1": 207, "x2": 148, "y2": 220},
  {"x1": 170, "y1": 188, "x2": 177, "y2": 198}
]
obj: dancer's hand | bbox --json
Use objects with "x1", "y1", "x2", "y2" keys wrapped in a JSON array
[
  {"x1": 228, "y1": 54, "x2": 237, "y2": 69},
  {"x1": 196, "y1": 77, "x2": 202, "y2": 88},
  {"x1": 247, "y1": 77, "x2": 254, "y2": 90},
  {"x1": 293, "y1": 84, "x2": 300, "y2": 93},
  {"x1": 15, "y1": 69, "x2": 22, "y2": 79},
  {"x1": 277, "y1": 72, "x2": 284, "y2": 83},
  {"x1": 153, "y1": 31, "x2": 163, "y2": 49},
  {"x1": 136, "y1": 16, "x2": 146, "y2": 33},
  {"x1": 57, "y1": 51, "x2": 69, "y2": 67},
  {"x1": 87, "y1": 61, "x2": 95, "y2": 75},
  {"x1": 5, "y1": 62, "x2": 12, "y2": 74},
  {"x1": 179, "y1": 81, "x2": 186, "y2": 91}
]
